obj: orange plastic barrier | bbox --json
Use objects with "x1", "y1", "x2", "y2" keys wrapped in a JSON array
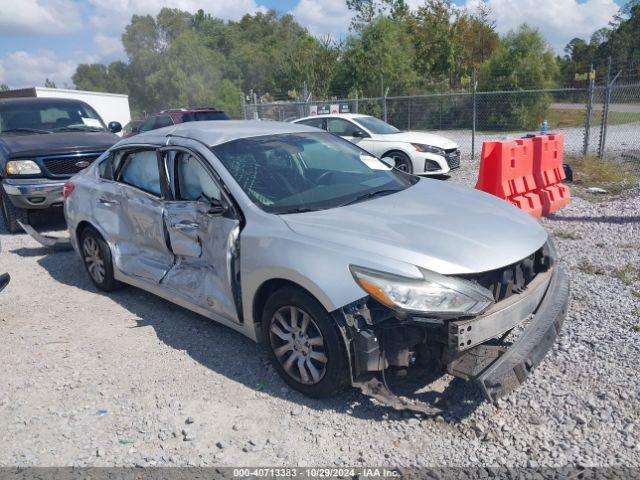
[
  {"x1": 475, "y1": 138, "x2": 543, "y2": 217},
  {"x1": 531, "y1": 133, "x2": 570, "y2": 216}
]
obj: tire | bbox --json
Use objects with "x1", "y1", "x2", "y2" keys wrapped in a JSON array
[
  {"x1": 386, "y1": 151, "x2": 413, "y2": 174},
  {"x1": 0, "y1": 187, "x2": 29, "y2": 234},
  {"x1": 79, "y1": 226, "x2": 120, "y2": 291},
  {"x1": 262, "y1": 286, "x2": 348, "y2": 398}
]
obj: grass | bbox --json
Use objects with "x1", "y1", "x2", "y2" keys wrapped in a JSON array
[
  {"x1": 564, "y1": 154, "x2": 639, "y2": 197},
  {"x1": 547, "y1": 108, "x2": 640, "y2": 129},
  {"x1": 577, "y1": 260, "x2": 607, "y2": 276},
  {"x1": 612, "y1": 263, "x2": 640, "y2": 286},
  {"x1": 553, "y1": 230, "x2": 581, "y2": 240}
]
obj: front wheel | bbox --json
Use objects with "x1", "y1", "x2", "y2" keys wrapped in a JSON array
[
  {"x1": 262, "y1": 287, "x2": 348, "y2": 398},
  {"x1": 387, "y1": 151, "x2": 413, "y2": 174}
]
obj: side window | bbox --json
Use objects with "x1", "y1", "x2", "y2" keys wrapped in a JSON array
[
  {"x1": 139, "y1": 117, "x2": 156, "y2": 132},
  {"x1": 173, "y1": 153, "x2": 221, "y2": 202},
  {"x1": 326, "y1": 118, "x2": 359, "y2": 137},
  {"x1": 118, "y1": 150, "x2": 161, "y2": 196},
  {"x1": 298, "y1": 118, "x2": 324, "y2": 129},
  {"x1": 154, "y1": 115, "x2": 173, "y2": 129},
  {"x1": 98, "y1": 152, "x2": 114, "y2": 180}
]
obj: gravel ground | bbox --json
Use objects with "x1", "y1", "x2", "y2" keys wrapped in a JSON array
[{"x1": 0, "y1": 159, "x2": 639, "y2": 468}]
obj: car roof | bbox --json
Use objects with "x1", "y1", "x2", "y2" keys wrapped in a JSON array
[
  {"x1": 119, "y1": 120, "x2": 320, "y2": 147},
  {"x1": 294, "y1": 113, "x2": 371, "y2": 122}
]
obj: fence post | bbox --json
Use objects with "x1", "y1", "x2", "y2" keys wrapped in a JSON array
[
  {"x1": 381, "y1": 75, "x2": 388, "y2": 122},
  {"x1": 241, "y1": 91, "x2": 247, "y2": 120},
  {"x1": 598, "y1": 57, "x2": 621, "y2": 159},
  {"x1": 251, "y1": 90, "x2": 258, "y2": 120},
  {"x1": 472, "y1": 69, "x2": 477, "y2": 160},
  {"x1": 302, "y1": 81, "x2": 309, "y2": 118},
  {"x1": 583, "y1": 64, "x2": 595, "y2": 156},
  {"x1": 354, "y1": 90, "x2": 359, "y2": 114}
]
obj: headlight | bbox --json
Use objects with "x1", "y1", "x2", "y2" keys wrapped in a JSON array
[
  {"x1": 6, "y1": 160, "x2": 41, "y2": 175},
  {"x1": 350, "y1": 265, "x2": 494, "y2": 317},
  {"x1": 412, "y1": 143, "x2": 445, "y2": 155}
]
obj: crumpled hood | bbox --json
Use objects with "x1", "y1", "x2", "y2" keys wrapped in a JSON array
[
  {"x1": 374, "y1": 131, "x2": 459, "y2": 149},
  {"x1": 1, "y1": 131, "x2": 119, "y2": 157},
  {"x1": 281, "y1": 179, "x2": 547, "y2": 275}
]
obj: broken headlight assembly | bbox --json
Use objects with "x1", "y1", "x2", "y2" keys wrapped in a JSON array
[
  {"x1": 6, "y1": 160, "x2": 41, "y2": 175},
  {"x1": 350, "y1": 265, "x2": 494, "y2": 318}
]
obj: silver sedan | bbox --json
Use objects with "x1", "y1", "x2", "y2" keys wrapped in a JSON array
[{"x1": 63, "y1": 120, "x2": 569, "y2": 403}]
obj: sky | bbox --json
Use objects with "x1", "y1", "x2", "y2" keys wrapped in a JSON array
[{"x1": 0, "y1": 0, "x2": 626, "y2": 89}]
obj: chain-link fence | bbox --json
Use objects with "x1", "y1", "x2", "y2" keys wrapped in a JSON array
[{"x1": 243, "y1": 83, "x2": 640, "y2": 172}]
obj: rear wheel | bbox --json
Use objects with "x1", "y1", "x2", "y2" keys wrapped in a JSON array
[
  {"x1": 0, "y1": 187, "x2": 29, "y2": 234},
  {"x1": 80, "y1": 226, "x2": 120, "y2": 291},
  {"x1": 262, "y1": 287, "x2": 348, "y2": 398},
  {"x1": 387, "y1": 151, "x2": 413, "y2": 174}
]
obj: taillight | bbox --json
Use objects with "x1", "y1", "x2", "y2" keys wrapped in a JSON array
[{"x1": 62, "y1": 182, "x2": 75, "y2": 199}]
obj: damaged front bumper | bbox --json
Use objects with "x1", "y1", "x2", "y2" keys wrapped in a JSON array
[
  {"x1": 473, "y1": 265, "x2": 569, "y2": 403},
  {"x1": 344, "y1": 264, "x2": 569, "y2": 408}
]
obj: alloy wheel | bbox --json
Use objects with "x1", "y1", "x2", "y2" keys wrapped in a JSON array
[
  {"x1": 391, "y1": 153, "x2": 411, "y2": 173},
  {"x1": 83, "y1": 236, "x2": 106, "y2": 284},
  {"x1": 268, "y1": 306, "x2": 328, "y2": 385}
]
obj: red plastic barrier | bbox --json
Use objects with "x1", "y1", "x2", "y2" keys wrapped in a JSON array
[
  {"x1": 475, "y1": 138, "x2": 543, "y2": 217},
  {"x1": 531, "y1": 133, "x2": 570, "y2": 216}
]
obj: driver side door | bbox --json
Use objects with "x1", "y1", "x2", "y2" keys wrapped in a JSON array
[{"x1": 158, "y1": 147, "x2": 242, "y2": 323}]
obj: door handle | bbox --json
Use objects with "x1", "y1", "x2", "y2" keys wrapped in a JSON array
[
  {"x1": 98, "y1": 198, "x2": 120, "y2": 206},
  {"x1": 173, "y1": 222, "x2": 199, "y2": 231}
]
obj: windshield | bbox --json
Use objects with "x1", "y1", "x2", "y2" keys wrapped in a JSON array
[
  {"x1": 212, "y1": 132, "x2": 417, "y2": 214},
  {"x1": 354, "y1": 116, "x2": 400, "y2": 134},
  {"x1": 0, "y1": 101, "x2": 106, "y2": 134}
]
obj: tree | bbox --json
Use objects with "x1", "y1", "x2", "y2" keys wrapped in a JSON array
[
  {"x1": 335, "y1": 16, "x2": 419, "y2": 98},
  {"x1": 479, "y1": 24, "x2": 559, "y2": 130},
  {"x1": 0, "y1": 83, "x2": 9, "y2": 92},
  {"x1": 44, "y1": 78, "x2": 57, "y2": 88}
]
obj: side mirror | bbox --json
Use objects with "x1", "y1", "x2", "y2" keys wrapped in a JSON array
[
  {"x1": 352, "y1": 129, "x2": 369, "y2": 138},
  {"x1": 108, "y1": 121, "x2": 122, "y2": 134},
  {"x1": 208, "y1": 198, "x2": 228, "y2": 216},
  {"x1": 380, "y1": 156, "x2": 397, "y2": 168}
]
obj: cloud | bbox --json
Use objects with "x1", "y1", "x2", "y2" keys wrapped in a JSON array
[
  {"x1": 85, "y1": 0, "x2": 267, "y2": 36},
  {"x1": 461, "y1": 0, "x2": 619, "y2": 53},
  {"x1": 0, "y1": 50, "x2": 78, "y2": 88},
  {"x1": 290, "y1": 0, "x2": 353, "y2": 38},
  {"x1": 0, "y1": 0, "x2": 82, "y2": 35}
]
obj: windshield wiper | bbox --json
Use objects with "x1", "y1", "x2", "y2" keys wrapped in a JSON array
[
  {"x1": 53, "y1": 126, "x2": 104, "y2": 132},
  {"x1": 276, "y1": 206, "x2": 325, "y2": 214},
  {"x1": 1, "y1": 128, "x2": 52, "y2": 134},
  {"x1": 339, "y1": 189, "x2": 400, "y2": 207}
]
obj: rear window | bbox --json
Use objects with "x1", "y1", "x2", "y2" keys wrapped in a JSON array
[{"x1": 183, "y1": 111, "x2": 230, "y2": 122}]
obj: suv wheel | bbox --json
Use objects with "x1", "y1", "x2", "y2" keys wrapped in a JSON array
[
  {"x1": 80, "y1": 226, "x2": 120, "y2": 291},
  {"x1": 0, "y1": 187, "x2": 29, "y2": 233},
  {"x1": 262, "y1": 287, "x2": 348, "y2": 398}
]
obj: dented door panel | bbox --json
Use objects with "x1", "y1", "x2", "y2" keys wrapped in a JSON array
[
  {"x1": 114, "y1": 188, "x2": 173, "y2": 283},
  {"x1": 161, "y1": 201, "x2": 241, "y2": 323}
]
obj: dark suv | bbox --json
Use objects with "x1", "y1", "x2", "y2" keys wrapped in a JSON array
[
  {"x1": 0, "y1": 97, "x2": 121, "y2": 233},
  {"x1": 135, "y1": 108, "x2": 230, "y2": 136}
]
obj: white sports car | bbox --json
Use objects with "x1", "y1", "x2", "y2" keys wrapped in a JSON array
[{"x1": 293, "y1": 114, "x2": 460, "y2": 175}]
